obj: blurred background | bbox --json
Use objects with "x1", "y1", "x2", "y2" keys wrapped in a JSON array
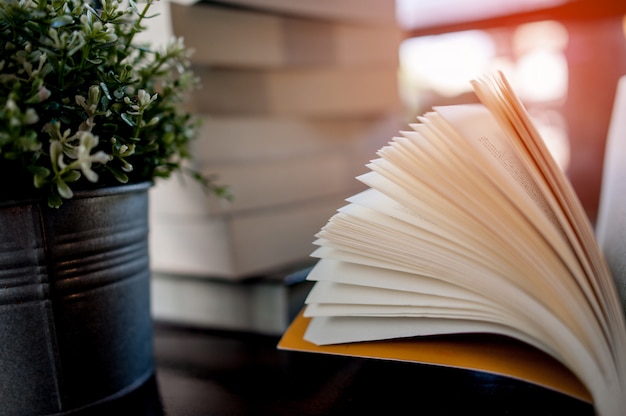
[
  {"x1": 397, "y1": 0, "x2": 626, "y2": 225},
  {"x1": 138, "y1": 0, "x2": 626, "y2": 334}
]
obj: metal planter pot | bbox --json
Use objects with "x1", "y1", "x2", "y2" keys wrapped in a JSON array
[{"x1": 0, "y1": 182, "x2": 154, "y2": 415}]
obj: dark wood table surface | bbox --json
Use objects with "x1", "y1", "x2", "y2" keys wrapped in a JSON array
[{"x1": 73, "y1": 321, "x2": 593, "y2": 416}]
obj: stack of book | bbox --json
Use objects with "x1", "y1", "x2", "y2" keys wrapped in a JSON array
[{"x1": 149, "y1": 0, "x2": 404, "y2": 333}]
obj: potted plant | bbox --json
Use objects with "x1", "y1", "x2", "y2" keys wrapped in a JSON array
[{"x1": 0, "y1": 0, "x2": 222, "y2": 414}]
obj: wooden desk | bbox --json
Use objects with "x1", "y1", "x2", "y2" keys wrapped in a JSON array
[{"x1": 73, "y1": 322, "x2": 593, "y2": 415}]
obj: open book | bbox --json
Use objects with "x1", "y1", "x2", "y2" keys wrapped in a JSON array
[{"x1": 278, "y1": 72, "x2": 626, "y2": 416}]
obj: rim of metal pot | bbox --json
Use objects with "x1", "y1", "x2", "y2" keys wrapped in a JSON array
[{"x1": 0, "y1": 181, "x2": 153, "y2": 208}]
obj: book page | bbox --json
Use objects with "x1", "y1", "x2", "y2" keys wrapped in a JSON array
[
  {"x1": 596, "y1": 75, "x2": 626, "y2": 313},
  {"x1": 473, "y1": 74, "x2": 625, "y2": 350},
  {"x1": 303, "y1": 254, "x2": 597, "y2": 388},
  {"x1": 289, "y1": 72, "x2": 626, "y2": 415},
  {"x1": 346, "y1": 129, "x2": 605, "y2": 351},
  {"x1": 309, "y1": 142, "x2": 612, "y2": 379},
  {"x1": 307, "y1": 252, "x2": 494, "y2": 302},
  {"x1": 304, "y1": 314, "x2": 544, "y2": 350},
  {"x1": 472, "y1": 73, "x2": 626, "y2": 402},
  {"x1": 426, "y1": 105, "x2": 560, "y2": 229},
  {"x1": 426, "y1": 105, "x2": 597, "y2": 318},
  {"x1": 304, "y1": 270, "x2": 561, "y2": 358}
]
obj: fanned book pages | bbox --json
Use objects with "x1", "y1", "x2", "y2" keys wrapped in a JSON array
[{"x1": 278, "y1": 72, "x2": 626, "y2": 416}]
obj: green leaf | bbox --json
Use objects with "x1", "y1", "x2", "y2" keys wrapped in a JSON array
[
  {"x1": 55, "y1": 179, "x2": 73, "y2": 199},
  {"x1": 47, "y1": 193, "x2": 63, "y2": 209},
  {"x1": 51, "y1": 15, "x2": 74, "y2": 28},
  {"x1": 107, "y1": 166, "x2": 129, "y2": 183},
  {"x1": 121, "y1": 112, "x2": 135, "y2": 127},
  {"x1": 100, "y1": 82, "x2": 112, "y2": 100},
  {"x1": 32, "y1": 166, "x2": 51, "y2": 188},
  {"x1": 64, "y1": 170, "x2": 81, "y2": 182}
]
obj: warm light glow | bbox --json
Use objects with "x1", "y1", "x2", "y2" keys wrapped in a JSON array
[
  {"x1": 399, "y1": 31, "x2": 495, "y2": 97},
  {"x1": 516, "y1": 49, "x2": 568, "y2": 102},
  {"x1": 398, "y1": 18, "x2": 571, "y2": 171},
  {"x1": 512, "y1": 21, "x2": 569, "y2": 103},
  {"x1": 513, "y1": 20, "x2": 568, "y2": 57},
  {"x1": 396, "y1": 0, "x2": 570, "y2": 31}
]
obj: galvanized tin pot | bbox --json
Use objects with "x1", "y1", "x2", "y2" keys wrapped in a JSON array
[{"x1": 0, "y1": 182, "x2": 154, "y2": 415}]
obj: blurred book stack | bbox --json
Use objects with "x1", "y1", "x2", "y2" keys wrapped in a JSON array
[{"x1": 149, "y1": 0, "x2": 404, "y2": 333}]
